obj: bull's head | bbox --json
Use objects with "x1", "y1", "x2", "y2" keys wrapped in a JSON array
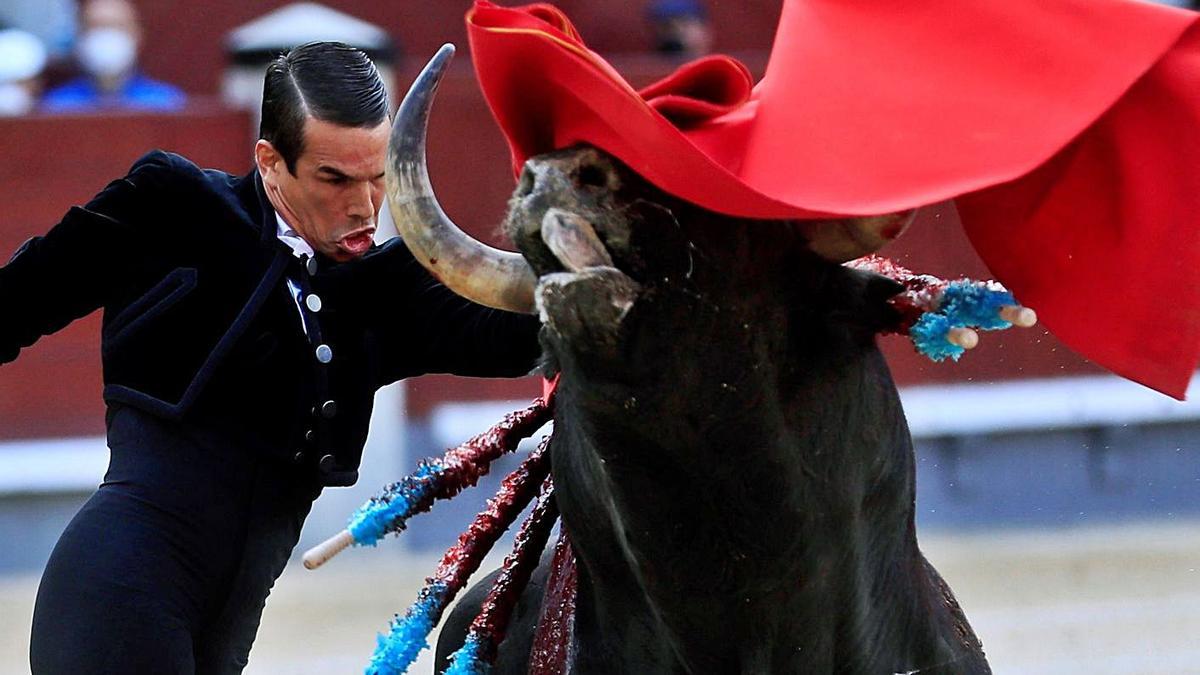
[
  {"x1": 388, "y1": 46, "x2": 916, "y2": 387},
  {"x1": 388, "y1": 46, "x2": 987, "y2": 674}
]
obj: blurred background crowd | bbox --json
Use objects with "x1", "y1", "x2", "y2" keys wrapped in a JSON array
[
  {"x1": 0, "y1": 1, "x2": 1198, "y2": 673},
  {"x1": 0, "y1": 0, "x2": 720, "y2": 117}
]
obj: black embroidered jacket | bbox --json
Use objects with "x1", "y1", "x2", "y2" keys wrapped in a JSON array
[{"x1": 0, "y1": 151, "x2": 541, "y2": 487}]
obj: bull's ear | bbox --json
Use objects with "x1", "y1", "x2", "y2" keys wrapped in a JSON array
[
  {"x1": 862, "y1": 270, "x2": 905, "y2": 304},
  {"x1": 841, "y1": 266, "x2": 905, "y2": 333}
]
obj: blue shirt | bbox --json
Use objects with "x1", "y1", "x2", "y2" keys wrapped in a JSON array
[{"x1": 42, "y1": 72, "x2": 186, "y2": 113}]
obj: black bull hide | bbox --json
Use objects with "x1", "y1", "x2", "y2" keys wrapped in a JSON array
[{"x1": 436, "y1": 146, "x2": 992, "y2": 674}]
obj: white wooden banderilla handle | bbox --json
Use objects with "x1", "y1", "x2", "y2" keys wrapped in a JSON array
[{"x1": 302, "y1": 530, "x2": 355, "y2": 570}]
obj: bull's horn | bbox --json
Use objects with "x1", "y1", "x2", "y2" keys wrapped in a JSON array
[
  {"x1": 800, "y1": 210, "x2": 918, "y2": 263},
  {"x1": 386, "y1": 43, "x2": 537, "y2": 314}
]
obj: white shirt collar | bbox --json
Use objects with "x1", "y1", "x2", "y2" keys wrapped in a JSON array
[{"x1": 275, "y1": 213, "x2": 315, "y2": 259}]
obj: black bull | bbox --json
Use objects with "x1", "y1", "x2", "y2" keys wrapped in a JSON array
[
  {"x1": 435, "y1": 148, "x2": 989, "y2": 674},
  {"x1": 388, "y1": 49, "x2": 991, "y2": 675}
]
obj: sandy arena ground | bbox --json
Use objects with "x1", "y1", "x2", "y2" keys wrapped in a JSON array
[{"x1": 1, "y1": 519, "x2": 1197, "y2": 674}]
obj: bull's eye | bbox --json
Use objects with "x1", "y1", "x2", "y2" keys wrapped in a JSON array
[
  {"x1": 516, "y1": 168, "x2": 536, "y2": 198},
  {"x1": 575, "y1": 164, "x2": 608, "y2": 189}
]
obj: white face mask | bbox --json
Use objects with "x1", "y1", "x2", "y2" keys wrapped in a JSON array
[
  {"x1": 0, "y1": 83, "x2": 34, "y2": 116},
  {"x1": 77, "y1": 27, "x2": 137, "y2": 79}
]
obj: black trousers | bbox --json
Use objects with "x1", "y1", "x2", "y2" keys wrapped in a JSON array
[{"x1": 29, "y1": 407, "x2": 319, "y2": 674}]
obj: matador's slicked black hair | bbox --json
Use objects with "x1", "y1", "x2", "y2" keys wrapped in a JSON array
[{"x1": 260, "y1": 41, "x2": 389, "y2": 174}]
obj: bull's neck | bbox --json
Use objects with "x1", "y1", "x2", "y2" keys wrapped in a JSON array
[{"x1": 549, "y1": 354, "x2": 967, "y2": 673}]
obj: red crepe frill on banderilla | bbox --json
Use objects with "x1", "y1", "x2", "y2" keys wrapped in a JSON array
[{"x1": 467, "y1": 0, "x2": 1200, "y2": 399}]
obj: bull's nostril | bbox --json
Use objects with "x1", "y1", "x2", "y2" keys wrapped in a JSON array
[
  {"x1": 575, "y1": 164, "x2": 607, "y2": 189},
  {"x1": 517, "y1": 168, "x2": 536, "y2": 198}
]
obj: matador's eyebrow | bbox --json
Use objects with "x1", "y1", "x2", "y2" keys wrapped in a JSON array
[
  {"x1": 316, "y1": 166, "x2": 386, "y2": 181},
  {"x1": 316, "y1": 166, "x2": 349, "y2": 180}
]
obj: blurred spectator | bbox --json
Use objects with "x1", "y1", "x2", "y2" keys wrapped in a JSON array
[
  {"x1": 647, "y1": 0, "x2": 713, "y2": 59},
  {"x1": 0, "y1": 0, "x2": 76, "y2": 59},
  {"x1": 0, "y1": 29, "x2": 47, "y2": 116},
  {"x1": 42, "y1": 0, "x2": 185, "y2": 113}
]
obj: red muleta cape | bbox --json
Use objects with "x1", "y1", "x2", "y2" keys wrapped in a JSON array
[{"x1": 467, "y1": 0, "x2": 1200, "y2": 399}]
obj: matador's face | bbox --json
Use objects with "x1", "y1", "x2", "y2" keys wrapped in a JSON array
[{"x1": 257, "y1": 116, "x2": 389, "y2": 262}]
